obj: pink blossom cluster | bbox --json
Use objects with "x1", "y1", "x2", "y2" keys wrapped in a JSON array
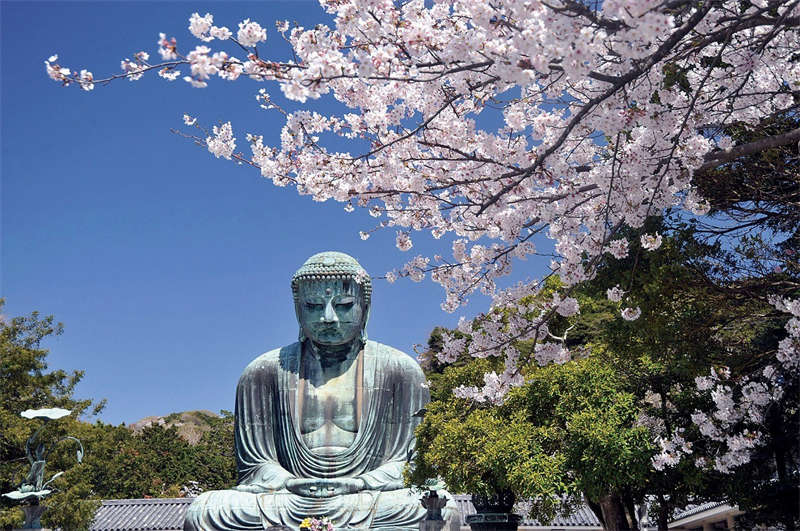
[
  {"x1": 640, "y1": 233, "x2": 663, "y2": 251},
  {"x1": 652, "y1": 429, "x2": 692, "y2": 471},
  {"x1": 651, "y1": 363, "x2": 786, "y2": 474},
  {"x1": 206, "y1": 122, "x2": 236, "y2": 160},
  {"x1": 46, "y1": 1, "x2": 800, "y2": 420},
  {"x1": 45, "y1": 55, "x2": 94, "y2": 91},
  {"x1": 769, "y1": 296, "x2": 800, "y2": 371},
  {"x1": 436, "y1": 282, "x2": 580, "y2": 400},
  {"x1": 620, "y1": 307, "x2": 642, "y2": 321},
  {"x1": 188, "y1": 12, "x2": 232, "y2": 43},
  {"x1": 453, "y1": 369, "x2": 524, "y2": 405},
  {"x1": 120, "y1": 51, "x2": 150, "y2": 81},
  {"x1": 606, "y1": 286, "x2": 624, "y2": 303}
]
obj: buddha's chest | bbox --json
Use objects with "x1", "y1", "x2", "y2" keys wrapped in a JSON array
[{"x1": 298, "y1": 357, "x2": 360, "y2": 451}]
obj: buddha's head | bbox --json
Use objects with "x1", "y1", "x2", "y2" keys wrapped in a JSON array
[{"x1": 292, "y1": 251, "x2": 371, "y2": 349}]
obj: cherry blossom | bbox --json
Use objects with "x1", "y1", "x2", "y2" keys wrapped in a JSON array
[
  {"x1": 78, "y1": 69, "x2": 94, "y2": 91},
  {"x1": 652, "y1": 429, "x2": 692, "y2": 471},
  {"x1": 534, "y1": 342, "x2": 570, "y2": 365},
  {"x1": 768, "y1": 295, "x2": 800, "y2": 371},
  {"x1": 44, "y1": 55, "x2": 70, "y2": 84},
  {"x1": 210, "y1": 26, "x2": 232, "y2": 41},
  {"x1": 606, "y1": 285, "x2": 624, "y2": 303},
  {"x1": 453, "y1": 369, "x2": 523, "y2": 405},
  {"x1": 158, "y1": 68, "x2": 181, "y2": 81},
  {"x1": 694, "y1": 371, "x2": 715, "y2": 391},
  {"x1": 157, "y1": 33, "x2": 178, "y2": 60},
  {"x1": 395, "y1": 231, "x2": 412, "y2": 252},
  {"x1": 189, "y1": 12, "x2": 214, "y2": 42},
  {"x1": 206, "y1": 122, "x2": 236, "y2": 159},
  {"x1": 684, "y1": 189, "x2": 711, "y2": 216},
  {"x1": 46, "y1": 1, "x2": 800, "y2": 464},
  {"x1": 237, "y1": 19, "x2": 266, "y2": 47},
  {"x1": 183, "y1": 76, "x2": 207, "y2": 89},
  {"x1": 651, "y1": 351, "x2": 793, "y2": 474},
  {"x1": 119, "y1": 52, "x2": 149, "y2": 81},
  {"x1": 621, "y1": 307, "x2": 642, "y2": 321},
  {"x1": 608, "y1": 239, "x2": 630, "y2": 259},
  {"x1": 552, "y1": 294, "x2": 580, "y2": 317},
  {"x1": 640, "y1": 233, "x2": 663, "y2": 251}
]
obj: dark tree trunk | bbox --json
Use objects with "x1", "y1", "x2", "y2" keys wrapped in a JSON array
[
  {"x1": 621, "y1": 490, "x2": 639, "y2": 530},
  {"x1": 586, "y1": 495, "x2": 606, "y2": 529},
  {"x1": 656, "y1": 494, "x2": 670, "y2": 531},
  {"x1": 598, "y1": 494, "x2": 632, "y2": 531}
]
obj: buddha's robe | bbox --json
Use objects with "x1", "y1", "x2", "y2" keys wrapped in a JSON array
[{"x1": 184, "y1": 340, "x2": 458, "y2": 530}]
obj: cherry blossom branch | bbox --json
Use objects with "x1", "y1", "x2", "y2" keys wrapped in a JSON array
[{"x1": 698, "y1": 127, "x2": 800, "y2": 172}]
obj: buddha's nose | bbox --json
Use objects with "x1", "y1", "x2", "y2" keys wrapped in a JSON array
[{"x1": 323, "y1": 299, "x2": 339, "y2": 323}]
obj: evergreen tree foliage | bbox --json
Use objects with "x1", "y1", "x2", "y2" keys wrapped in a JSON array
[
  {"x1": 0, "y1": 301, "x2": 103, "y2": 529},
  {"x1": 410, "y1": 223, "x2": 798, "y2": 530},
  {"x1": 0, "y1": 302, "x2": 237, "y2": 530}
]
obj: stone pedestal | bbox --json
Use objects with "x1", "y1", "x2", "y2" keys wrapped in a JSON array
[
  {"x1": 420, "y1": 518, "x2": 460, "y2": 531},
  {"x1": 17, "y1": 504, "x2": 47, "y2": 530},
  {"x1": 419, "y1": 489, "x2": 462, "y2": 531},
  {"x1": 465, "y1": 512, "x2": 522, "y2": 531}
]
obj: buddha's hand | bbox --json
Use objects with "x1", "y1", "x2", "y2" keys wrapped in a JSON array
[{"x1": 285, "y1": 477, "x2": 366, "y2": 498}]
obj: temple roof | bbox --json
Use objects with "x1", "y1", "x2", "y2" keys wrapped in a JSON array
[
  {"x1": 88, "y1": 496, "x2": 604, "y2": 530},
  {"x1": 453, "y1": 495, "x2": 602, "y2": 528},
  {"x1": 671, "y1": 501, "x2": 727, "y2": 520},
  {"x1": 89, "y1": 498, "x2": 191, "y2": 531},
  {"x1": 88, "y1": 495, "x2": 735, "y2": 530}
]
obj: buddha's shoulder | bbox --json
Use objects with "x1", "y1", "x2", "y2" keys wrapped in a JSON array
[
  {"x1": 241, "y1": 342, "x2": 300, "y2": 375},
  {"x1": 367, "y1": 340, "x2": 423, "y2": 373}
]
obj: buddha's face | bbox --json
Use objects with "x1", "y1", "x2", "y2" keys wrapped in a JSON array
[{"x1": 297, "y1": 278, "x2": 367, "y2": 347}]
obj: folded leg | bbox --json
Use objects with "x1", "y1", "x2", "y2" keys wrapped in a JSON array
[{"x1": 184, "y1": 489, "x2": 262, "y2": 531}]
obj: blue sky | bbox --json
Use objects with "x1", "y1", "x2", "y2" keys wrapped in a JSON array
[{"x1": 2, "y1": 1, "x2": 551, "y2": 425}]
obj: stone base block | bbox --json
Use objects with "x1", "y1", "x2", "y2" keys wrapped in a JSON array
[{"x1": 465, "y1": 512, "x2": 522, "y2": 531}]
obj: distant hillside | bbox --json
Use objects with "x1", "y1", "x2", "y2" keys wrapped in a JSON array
[{"x1": 129, "y1": 410, "x2": 220, "y2": 444}]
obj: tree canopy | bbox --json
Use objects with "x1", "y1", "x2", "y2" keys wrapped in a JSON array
[
  {"x1": 33, "y1": 2, "x2": 800, "y2": 527},
  {"x1": 410, "y1": 224, "x2": 798, "y2": 530},
  {"x1": 45, "y1": 0, "x2": 799, "y2": 412},
  {"x1": 0, "y1": 303, "x2": 236, "y2": 530}
]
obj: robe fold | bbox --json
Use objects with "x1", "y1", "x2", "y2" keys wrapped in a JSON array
[{"x1": 185, "y1": 340, "x2": 456, "y2": 530}]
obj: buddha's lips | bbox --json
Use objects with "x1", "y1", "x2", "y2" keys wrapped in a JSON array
[{"x1": 311, "y1": 322, "x2": 354, "y2": 333}]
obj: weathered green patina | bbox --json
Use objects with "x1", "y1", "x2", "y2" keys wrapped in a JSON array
[
  {"x1": 184, "y1": 252, "x2": 459, "y2": 530},
  {"x1": 3, "y1": 408, "x2": 84, "y2": 529}
]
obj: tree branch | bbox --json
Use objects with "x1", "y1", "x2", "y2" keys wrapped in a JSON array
[{"x1": 697, "y1": 127, "x2": 800, "y2": 172}]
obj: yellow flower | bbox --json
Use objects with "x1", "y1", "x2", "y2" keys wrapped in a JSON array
[{"x1": 300, "y1": 517, "x2": 313, "y2": 529}]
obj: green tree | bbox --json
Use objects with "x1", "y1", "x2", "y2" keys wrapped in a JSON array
[
  {"x1": 191, "y1": 410, "x2": 236, "y2": 492},
  {"x1": 409, "y1": 335, "x2": 653, "y2": 529},
  {"x1": 0, "y1": 301, "x2": 104, "y2": 530},
  {"x1": 71, "y1": 415, "x2": 235, "y2": 500},
  {"x1": 0, "y1": 302, "x2": 238, "y2": 530},
  {"x1": 408, "y1": 355, "x2": 571, "y2": 524},
  {"x1": 411, "y1": 223, "x2": 798, "y2": 530},
  {"x1": 581, "y1": 222, "x2": 797, "y2": 530}
]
